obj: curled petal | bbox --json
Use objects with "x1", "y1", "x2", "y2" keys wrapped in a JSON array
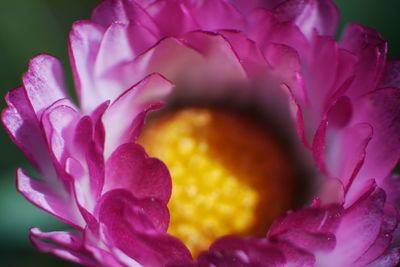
[
  {"x1": 17, "y1": 168, "x2": 84, "y2": 228},
  {"x1": 30, "y1": 228, "x2": 96, "y2": 267},
  {"x1": 97, "y1": 189, "x2": 191, "y2": 266},
  {"x1": 102, "y1": 73, "x2": 173, "y2": 157},
  {"x1": 104, "y1": 143, "x2": 172, "y2": 204}
]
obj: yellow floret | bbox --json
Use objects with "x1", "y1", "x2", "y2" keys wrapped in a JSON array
[{"x1": 138, "y1": 108, "x2": 295, "y2": 257}]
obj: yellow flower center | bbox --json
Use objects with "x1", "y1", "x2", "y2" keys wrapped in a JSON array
[{"x1": 138, "y1": 108, "x2": 296, "y2": 256}]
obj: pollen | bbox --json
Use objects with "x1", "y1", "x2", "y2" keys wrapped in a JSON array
[{"x1": 138, "y1": 108, "x2": 295, "y2": 257}]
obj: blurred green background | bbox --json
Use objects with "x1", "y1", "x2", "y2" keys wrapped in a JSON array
[{"x1": 0, "y1": 0, "x2": 399, "y2": 266}]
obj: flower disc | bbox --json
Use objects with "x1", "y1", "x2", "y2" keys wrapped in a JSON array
[{"x1": 138, "y1": 108, "x2": 297, "y2": 256}]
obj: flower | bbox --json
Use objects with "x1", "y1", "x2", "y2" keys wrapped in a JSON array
[{"x1": 3, "y1": 0, "x2": 400, "y2": 266}]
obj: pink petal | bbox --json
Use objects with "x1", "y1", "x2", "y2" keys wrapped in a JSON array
[
  {"x1": 248, "y1": 8, "x2": 309, "y2": 58},
  {"x1": 268, "y1": 204, "x2": 343, "y2": 236},
  {"x1": 200, "y1": 236, "x2": 286, "y2": 266},
  {"x1": 97, "y1": 189, "x2": 191, "y2": 266},
  {"x1": 17, "y1": 168, "x2": 84, "y2": 228},
  {"x1": 31, "y1": 228, "x2": 84, "y2": 251},
  {"x1": 340, "y1": 23, "x2": 387, "y2": 99},
  {"x1": 271, "y1": 240, "x2": 315, "y2": 266},
  {"x1": 366, "y1": 249, "x2": 400, "y2": 267},
  {"x1": 217, "y1": 30, "x2": 269, "y2": 76},
  {"x1": 22, "y1": 54, "x2": 68, "y2": 118},
  {"x1": 94, "y1": 22, "x2": 136, "y2": 79},
  {"x1": 274, "y1": 0, "x2": 338, "y2": 39},
  {"x1": 318, "y1": 185, "x2": 386, "y2": 266},
  {"x1": 183, "y1": 31, "x2": 247, "y2": 81},
  {"x1": 379, "y1": 59, "x2": 400, "y2": 88},
  {"x1": 104, "y1": 143, "x2": 172, "y2": 204},
  {"x1": 69, "y1": 20, "x2": 105, "y2": 112},
  {"x1": 146, "y1": 0, "x2": 199, "y2": 36},
  {"x1": 318, "y1": 178, "x2": 345, "y2": 205},
  {"x1": 90, "y1": 100, "x2": 109, "y2": 150},
  {"x1": 85, "y1": 244, "x2": 127, "y2": 267},
  {"x1": 30, "y1": 228, "x2": 96, "y2": 267},
  {"x1": 93, "y1": 22, "x2": 158, "y2": 101},
  {"x1": 92, "y1": 0, "x2": 159, "y2": 34},
  {"x1": 353, "y1": 204, "x2": 398, "y2": 266},
  {"x1": 228, "y1": 0, "x2": 287, "y2": 14},
  {"x1": 2, "y1": 87, "x2": 56, "y2": 178},
  {"x1": 188, "y1": 0, "x2": 246, "y2": 31},
  {"x1": 41, "y1": 104, "x2": 79, "y2": 167},
  {"x1": 85, "y1": 141, "x2": 105, "y2": 203},
  {"x1": 353, "y1": 88, "x2": 400, "y2": 186},
  {"x1": 102, "y1": 73, "x2": 173, "y2": 157},
  {"x1": 273, "y1": 229, "x2": 336, "y2": 252},
  {"x1": 100, "y1": 37, "x2": 203, "y2": 98},
  {"x1": 382, "y1": 174, "x2": 400, "y2": 208},
  {"x1": 323, "y1": 122, "x2": 373, "y2": 189}
]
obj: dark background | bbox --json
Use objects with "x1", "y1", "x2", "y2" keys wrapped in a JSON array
[{"x1": 0, "y1": 0, "x2": 398, "y2": 266}]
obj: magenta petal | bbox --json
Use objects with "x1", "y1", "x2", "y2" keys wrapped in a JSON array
[
  {"x1": 200, "y1": 236, "x2": 286, "y2": 266},
  {"x1": 110, "y1": 37, "x2": 203, "y2": 90},
  {"x1": 30, "y1": 228, "x2": 96, "y2": 267},
  {"x1": 17, "y1": 168, "x2": 84, "y2": 228},
  {"x1": 2, "y1": 87, "x2": 56, "y2": 178},
  {"x1": 228, "y1": 0, "x2": 287, "y2": 13},
  {"x1": 274, "y1": 0, "x2": 338, "y2": 39},
  {"x1": 217, "y1": 30, "x2": 269, "y2": 76},
  {"x1": 271, "y1": 240, "x2": 315, "y2": 266},
  {"x1": 366, "y1": 249, "x2": 400, "y2": 267},
  {"x1": 353, "y1": 204, "x2": 398, "y2": 266},
  {"x1": 265, "y1": 43, "x2": 306, "y2": 106},
  {"x1": 92, "y1": 0, "x2": 159, "y2": 34},
  {"x1": 340, "y1": 23, "x2": 387, "y2": 98},
  {"x1": 188, "y1": 0, "x2": 246, "y2": 31},
  {"x1": 94, "y1": 22, "x2": 136, "y2": 78},
  {"x1": 273, "y1": 229, "x2": 336, "y2": 252},
  {"x1": 319, "y1": 185, "x2": 386, "y2": 266},
  {"x1": 382, "y1": 175, "x2": 400, "y2": 209},
  {"x1": 97, "y1": 189, "x2": 169, "y2": 233},
  {"x1": 86, "y1": 141, "x2": 105, "y2": 201},
  {"x1": 41, "y1": 104, "x2": 79, "y2": 167},
  {"x1": 183, "y1": 31, "x2": 247, "y2": 81},
  {"x1": 97, "y1": 189, "x2": 191, "y2": 266},
  {"x1": 22, "y1": 54, "x2": 68, "y2": 117},
  {"x1": 379, "y1": 59, "x2": 400, "y2": 88},
  {"x1": 249, "y1": 8, "x2": 309, "y2": 57},
  {"x1": 89, "y1": 100, "x2": 109, "y2": 150},
  {"x1": 31, "y1": 228, "x2": 84, "y2": 251},
  {"x1": 324, "y1": 122, "x2": 373, "y2": 189},
  {"x1": 282, "y1": 84, "x2": 309, "y2": 148},
  {"x1": 69, "y1": 21, "x2": 105, "y2": 112},
  {"x1": 84, "y1": 244, "x2": 126, "y2": 267},
  {"x1": 354, "y1": 88, "x2": 400, "y2": 186},
  {"x1": 102, "y1": 73, "x2": 173, "y2": 157},
  {"x1": 146, "y1": 0, "x2": 199, "y2": 36},
  {"x1": 304, "y1": 36, "x2": 338, "y2": 113},
  {"x1": 104, "y1": 143, "x2": 172, "y2": 204},
  {"x1": 93, "y1": 22, "x2": 158, "y2": 101},
  {"x1": 340, "y1": 23, "x2": 386, "y2": 56},
  {"x1": 268, "y1": 204, "x2": 343, "y2": 236}
]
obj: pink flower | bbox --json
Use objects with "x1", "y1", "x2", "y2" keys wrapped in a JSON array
[{"x1": 3, "y1": 0, "x2": 400, "y2": 266}]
